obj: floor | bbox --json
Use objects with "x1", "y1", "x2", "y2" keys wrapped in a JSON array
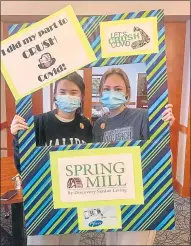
[
  {"x1": 1, "y1": 192, "x2": 190, "y2": 245},
  {"x1": 154, "y1": 192, "x2": 190, "y2": 245}
]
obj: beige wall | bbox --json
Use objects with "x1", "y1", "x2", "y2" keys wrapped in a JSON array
[{"x1": 1, "y1": 1, "x2": 190, "y2": 18}]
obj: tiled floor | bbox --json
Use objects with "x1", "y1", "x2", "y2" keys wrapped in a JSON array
[
  {"x1": 154, "y1": 192, "x2": 190, "y2": 245},
  {"x1": 1, "y1": 192, "x2": 190, "y2": 245}
]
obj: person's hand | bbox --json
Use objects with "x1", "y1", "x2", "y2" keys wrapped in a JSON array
[
  {"x1": 162, "y1": 104, "x2": 175, "y2": 126},
  {"x1": 10, "y1": 115, "x2": 29, "y2": 135}
]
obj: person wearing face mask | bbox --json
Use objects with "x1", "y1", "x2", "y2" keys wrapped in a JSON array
[
  {"x1": 93, "y1": 68, "x2": 175, "y2": 143},
  {"x1": 93, "y1": 68, "x2": 175, "y2": 245},
  {"x1": 11, "y1": 72, "x2": 92, "y2": 245}
]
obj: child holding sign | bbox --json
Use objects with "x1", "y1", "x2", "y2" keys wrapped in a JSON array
[
  {"x1": 11, "y1": 72, "x2": 92, "y2": 245},
  {"x1": 93, "y1": 68, "x2": 175, "y2": 245}
]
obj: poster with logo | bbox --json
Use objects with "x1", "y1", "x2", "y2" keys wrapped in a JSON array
[
  {"x1": 1, "y1": 5, "x2": 96, "y2": 101},
  {"x1": 100, "y1": 17, "x2": 158, "y2": 58},
  {"x1": 50, "y1": 146, "x2": 144, "y2": 209},
  {"x1": 77, "y1": 206, "x2": 122, "y2": 230}
]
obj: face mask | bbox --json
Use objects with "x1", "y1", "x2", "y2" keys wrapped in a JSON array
[
  {"x1": 55, "y1": 95, "x2": 81, "y2": 113},
  {"x1": 100, "y1": 91, "x2": 128, "y2": 110}
]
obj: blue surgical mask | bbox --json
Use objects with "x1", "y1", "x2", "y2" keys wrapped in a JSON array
[
  {"x1": 100, "y1": 91, "x2": 128, "y2": 110},
  {"x1": 55, "y1": 95, "x2": 81, "y2": 113}
]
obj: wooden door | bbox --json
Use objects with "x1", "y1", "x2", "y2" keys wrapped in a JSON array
[{"x1": 165, "y1": 22, "x2": 186, "y2": 180}]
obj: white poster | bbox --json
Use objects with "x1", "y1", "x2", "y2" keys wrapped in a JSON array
[
  {"x1": 1, "y1": 5, "x2": 96, "y2": 100},
  {"x1": 57, "y1": 153, "x2": 135, "y2": 203},
  {"x1": 100, "y1": 17, "x2": 158, "y2": 58}
]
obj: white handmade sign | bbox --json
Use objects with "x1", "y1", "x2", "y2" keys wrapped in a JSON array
[
  {"x1": 1, "y1": 5, "x2": 96, "y2": 100},
  {"x1": 100, "y1": 17, "x2": 158, "y2": 58}
]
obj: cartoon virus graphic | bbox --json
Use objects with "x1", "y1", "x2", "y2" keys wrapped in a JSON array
[{"x1": 131, "y1": 27, "x2": 151, "y2": 49}]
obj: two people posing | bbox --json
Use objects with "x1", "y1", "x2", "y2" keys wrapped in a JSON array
[{"x1": 11, "y1": 69, "x2": 175, "y2": 245}]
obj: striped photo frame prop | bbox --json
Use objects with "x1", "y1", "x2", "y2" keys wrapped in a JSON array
[{"x1": 11, "y1": 9, "x2": 175, "y2": 235}]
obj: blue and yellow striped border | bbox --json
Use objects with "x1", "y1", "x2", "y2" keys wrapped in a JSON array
[{"x1": 11, "y1": 9, "x2": 175, "y2": 236}]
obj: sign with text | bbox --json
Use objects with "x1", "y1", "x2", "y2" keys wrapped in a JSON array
[
  {"x1": 50, "y1": 147, "x2": 144, "y2": 208},
  {"x1": 77, "y1": 205, "x2": 122, "y2": 230},
  {"x1": 100, "y1": 17, "x2": 158, "y2": 58},
  {"x1": 1, "y1": 5, "x2": 96, "y2": 100}
]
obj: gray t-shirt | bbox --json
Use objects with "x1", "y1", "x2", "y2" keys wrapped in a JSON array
[{"x1": 93, "y1": 108, "x2": 149, "y2": 142}]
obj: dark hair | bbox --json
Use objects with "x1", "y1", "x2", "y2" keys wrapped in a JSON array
[
  {"x1": 99, "y1": 68, "x2": 131, "y2": 99},
  {"x1": 54, "y1": 72, "x2": 85, "y2": 96},
  {"x1": 54, "y1": 72, "x2": 85, "y2": 114}
]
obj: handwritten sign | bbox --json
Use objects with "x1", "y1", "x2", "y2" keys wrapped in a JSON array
[
  {"x1": 50, "y1": 147, "x2": 144, "y2": 208},
  {"x1": 1, "y1": 5, "x2": 96, "y2": 100},
  {"x1": 100, "y1": 17, "x2": 158, "y2": 58}
]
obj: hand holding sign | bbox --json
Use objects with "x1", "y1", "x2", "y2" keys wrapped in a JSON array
[{"x1": 1, "y1": 5, "x2": 96, "y2": 101}]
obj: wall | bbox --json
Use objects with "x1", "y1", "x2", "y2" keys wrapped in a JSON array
[
  {"x1": 179, "y1": 20, "x2": 190, "y2": 129},
  {"x1": 1, "y1": 1, "x2": 190, "y2": 18}
]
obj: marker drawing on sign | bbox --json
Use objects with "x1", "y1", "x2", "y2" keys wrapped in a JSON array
[
  {"x1": 108, "y1": 27, "x2": 150, "y2": 49},
  {"x1": 22, "y1": 36, "x2": 58, "y2": 59},
  {"x1": 38, "y1": 53, "x2": 56, "y2": 69},
  {"x1": 131, "y1": 27, "x2": 151, "y2": 49},
  {"x1": 23, "y1": 34, "x2": 36, "y2": 45}
]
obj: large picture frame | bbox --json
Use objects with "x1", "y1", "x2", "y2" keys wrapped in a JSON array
[{"x1": 12, "y1": 9, "x2": 175, "y2": 236}]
